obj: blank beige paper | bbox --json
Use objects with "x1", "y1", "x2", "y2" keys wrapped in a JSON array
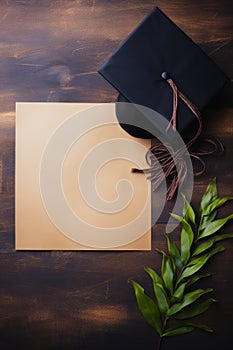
[{"x1": 15, "y1": 103, "x2": 151, "y2": 250}]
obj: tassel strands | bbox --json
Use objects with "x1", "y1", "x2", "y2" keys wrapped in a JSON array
[{"x1": 132, "y1": 74, "x2": 224, "y2": 200}]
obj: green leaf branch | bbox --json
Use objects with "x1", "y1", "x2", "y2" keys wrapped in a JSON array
[{"x1": 131, "y1": 178, "x2": 233, "y2": 350}]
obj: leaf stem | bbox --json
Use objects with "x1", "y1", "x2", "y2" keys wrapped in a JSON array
[
  {"x1": 157, "y1": 317, "x2": 168, "y2": 350},
  {"x1": 156, "y1": 336, "x2": 162, "y2": 350}
]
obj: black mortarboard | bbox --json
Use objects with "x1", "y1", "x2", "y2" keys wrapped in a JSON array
[{"x1": 98, "y1": 7, "x2": 228, "y2": 140}]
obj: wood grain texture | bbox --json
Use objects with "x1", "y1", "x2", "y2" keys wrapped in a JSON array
[{"x1": 0, "y1": 1, "x2": 232, "y2": 349}]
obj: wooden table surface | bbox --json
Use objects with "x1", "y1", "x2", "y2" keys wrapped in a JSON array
[{"x1": 0, "y1": 1, "x2": 232, "y2": 349}]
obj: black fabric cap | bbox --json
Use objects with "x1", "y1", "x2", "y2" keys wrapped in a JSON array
[{"x1": 98, "y1": 7, "x2": 228, "y2": 139}]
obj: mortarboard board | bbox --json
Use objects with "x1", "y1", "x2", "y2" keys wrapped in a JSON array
[{"x1": 98, "y1": 7, "x2": 228, "y2": 140}]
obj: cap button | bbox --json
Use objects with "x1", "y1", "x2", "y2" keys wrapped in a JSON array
[{"x1": 161, "y1": 71, "x2": 170, "y2": 80}]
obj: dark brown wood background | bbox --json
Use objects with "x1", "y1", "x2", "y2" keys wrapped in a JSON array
[{"x1": 0, "y1": 1, "x2": 232, "y2": 349}]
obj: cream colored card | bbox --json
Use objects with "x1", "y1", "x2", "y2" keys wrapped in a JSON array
[{"x1": 15, "y1": 103, "x2": 151, "y2": 250}]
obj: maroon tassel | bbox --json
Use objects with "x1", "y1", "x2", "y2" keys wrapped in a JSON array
[{"x1": 132, "y1": 76, "x2": 224, "y2": 200}]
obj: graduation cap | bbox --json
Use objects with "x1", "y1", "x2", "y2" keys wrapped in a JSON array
[{"x1": 98, "y1": 7, "x2": 228, "y2": 199}]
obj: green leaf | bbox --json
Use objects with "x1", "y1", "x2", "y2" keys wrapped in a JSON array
[
  {"x1": 186, "y1": 323, "x2": 213, "y2": 333},
  {"x1": 161, "y1": 255, "x2": 174, "y2": 294},
  {"x1": 145, "y1": 267, "x2": 169, "y2": 314},
  {"x1": 131, "y1": 280, "x2": 162, "y2": 335},
  {"x1": 162, "y1": 325, "x2": 194, "y2": 337},
  {"x1": 202, "y1": 197, "x2": 233, "y2": 216},
  {"x1": 193, "y1": 234, "x2": 233, "y2": 256},
  {"x1": 188, "y1": 246, "x2": 225, "y2": 267},
  {"x1": 154, "y1": 283, "x2": 169, "y2": 315},
  {"x1": 165, "y1": 233, "x2": 180, "y2": 259},
  {"x1": 170, "y1": 214, "x2": 195, "y2": 265},
  {"x1": 162, "y1": 323, "x2": 213, "y2": 337},
  {"x1": 198, "y1": 214, "x2": 233, "y2": 239},
  {"x1": 193, "y1": 238, "x2": 215, "y2": 256},
  {"x1": 172, "y1": 298, "x2": 217, "y2": 320},
  {"x1": 186, "y1": 273, "x2": 212, "y2": 287},
  {"x1": 180, "y1": 220, "x2": 194, "y2": 265},
  {"x1": 156, "y1": 248, "x2": 167, "y2": 256},
  {"x1": 215, "y1": 233, "x2": 233, "y2": 242},
  {"x1": 200, "y1": 210, "x2": 217, "y2": 231},
  {"x1": 169, "y1": 213, "x2": 194, "y2": 265},
  {"x1": 199, "y1": 178, "x2": 218, "y2": 215},
  {"x1": 165, "y1": 234, "x2": 183, "y2": 269},
  {"x1": 178, "y1": 246, "x2": 224, "y2": 282},
  {"x1": 167, "y1": 288, "x2": 213, "y2": 316},
  {"x1": 174, "y1": 274, "x2": 211, "y2": 302},
  {"x1": 172, "y1": 282, "x2": 187, "y2": 303},
  {"x1": 144, "y1": 267, "x2": 164, "y2": 286},
  {"x1": 182, "y1": 194, "x2": 196, "y2": 225},
  {"x1": 170, "y1": 213, "x2": 183, "y2": 223}
]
